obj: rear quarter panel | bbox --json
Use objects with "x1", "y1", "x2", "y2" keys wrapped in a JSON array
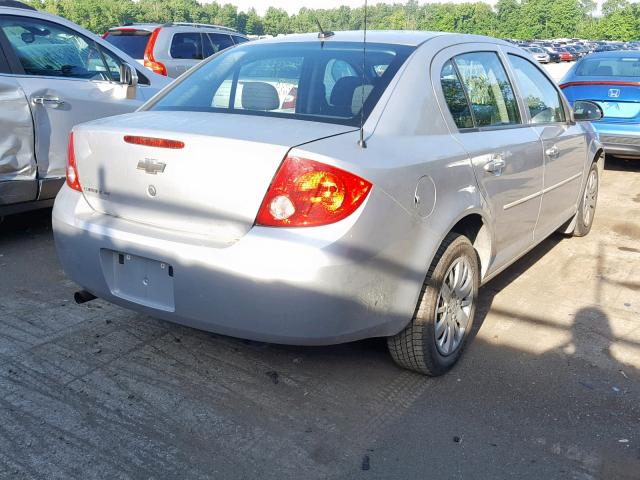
[{"x1": 292, "y1": 37, "x2": 491, "y2": 333}]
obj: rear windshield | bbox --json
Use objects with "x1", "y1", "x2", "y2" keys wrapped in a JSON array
[
  {"x1": 575, "y1": 57, "x2": 640, "y2": 77},
  {"x1": 104, "y1": 30, "x2": 151, "y2": 60},
  {"x1": 149, "y1": 41, "x2": 415, "y2": 126}
]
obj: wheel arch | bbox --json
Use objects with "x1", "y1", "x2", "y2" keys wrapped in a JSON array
[{"x1": 441, "y1": 210, "x2": 493, "y2": 280}]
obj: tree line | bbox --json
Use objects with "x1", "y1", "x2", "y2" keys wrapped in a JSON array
[{"x1": 24, "y1": 0, "x2": 640, "y2": 41}]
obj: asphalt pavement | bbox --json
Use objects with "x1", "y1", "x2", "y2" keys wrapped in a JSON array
[{"x1": 1, "y1": 58, "x2": 639, "y2": 477}]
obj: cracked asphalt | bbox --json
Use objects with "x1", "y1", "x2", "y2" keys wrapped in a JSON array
[{"x1": 0, "y1": 155, "x2": 639, "y2": 480}]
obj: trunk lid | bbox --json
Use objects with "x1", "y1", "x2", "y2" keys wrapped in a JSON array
[
  {"x1": 74, "y1": 111, "x2": 354, "y2": 244},
  {"x1": 561, "y1": 79, "x2": 640, "y2": 122}
]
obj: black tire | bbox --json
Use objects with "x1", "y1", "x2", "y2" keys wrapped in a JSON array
[
  {"x1": 387, "y1": 233, "x2": 480, "y2": 376},
  {"x1": 572, "y1": 162, "x2": 599, "y2": 237}
]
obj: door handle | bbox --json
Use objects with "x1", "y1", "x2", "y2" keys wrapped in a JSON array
[
  {"x1": 32, "y1": 96, "x2": 65, "y2": 107},
  {"x1": 484, "y1": 154, "x2": 506, "y2": 176},
  {"x1": 545, "y1": 145, "x2": 560, "y2": 158}
]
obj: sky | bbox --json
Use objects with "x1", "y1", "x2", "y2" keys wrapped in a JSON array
[{"x1": 208, "y1": 0, "x2": 610, "y2": 15}]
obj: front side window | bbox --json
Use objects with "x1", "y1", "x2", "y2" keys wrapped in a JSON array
[
  {"x1": 440, "y1": 60, "x2": 474, "y2": 129},
  {"x1": 0, "y1": 16, "x2": 113, "y2": 80},
  {"x1": 508, "y1": 55, "x2": 565, "y2": 124},
  {"x1": 453, "y1": 51, "x2": 521, "y2": 127},
  {"x1": 150, "y1": 42, "x2": 414, "y2": 127},
  {"x1": 170, "y1": 33, "x2": 203, "y2": 60},
  {"x1": 100, "y1": 47, "x2": 123, "y2": 82}
]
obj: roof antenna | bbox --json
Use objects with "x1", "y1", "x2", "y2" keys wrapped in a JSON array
[
  {"x1": 357, "y1": 0, "x2": 368, "y2": 149},
  {"x1": 316, "y1": 18, "x2": 334, "y2": 40}
]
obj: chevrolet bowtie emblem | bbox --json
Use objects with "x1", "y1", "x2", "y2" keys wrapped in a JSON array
[{"x1": 137, "y1": 158, "x2": 166, "y2": 175}]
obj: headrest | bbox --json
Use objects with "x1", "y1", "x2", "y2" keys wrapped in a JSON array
[
  {"x1": 595, "y1": 65, "x2": 613, "y2": 76},
  {"x1": 329, "y1": 76, "x2": 363, "y2": 107},
  {"x1": 241, "y1": 82, "x2": 280, "y2": 111}
]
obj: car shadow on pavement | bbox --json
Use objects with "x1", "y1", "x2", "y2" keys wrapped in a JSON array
[
  {"x1": 0, "y1": 207, "x2": 52, "y2": 239},
  {"x1": 604, "y1": 155, "x2": 640, "y2": 172}
]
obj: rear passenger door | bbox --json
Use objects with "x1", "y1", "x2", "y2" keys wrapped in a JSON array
[
  {"x1": 505, "y1": 52, "x2": 586, "y2": 239},
  {"x1": 433, "y1": 46, "x2": 544, "y2": 274}
]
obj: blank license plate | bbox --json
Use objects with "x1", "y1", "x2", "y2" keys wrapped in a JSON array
[{"x1": 109, "y1": 251, "x2": 175, "y2": 311}]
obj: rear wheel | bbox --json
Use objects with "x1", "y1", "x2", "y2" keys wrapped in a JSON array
[
  {"x1": 387, "y1": 233, "x2": 480, "y2": 376},
  {"x1": 572, "y1": 162, "x2": 599, "y2": 237}
]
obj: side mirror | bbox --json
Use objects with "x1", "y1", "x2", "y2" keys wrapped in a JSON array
[
  {"x1": 119, "y1": 63, "x2": 138, "y2": 88},
  {"x1": 573, "y1": 100, "x2": 603, "y2": 122}
]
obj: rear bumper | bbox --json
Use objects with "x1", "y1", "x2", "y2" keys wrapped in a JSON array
[
  {"x1": 593, "y1": 123, "x2": 640, "y2": 159},
  {"x1": 52, "y1": 186, "x2": 419, "y2": 345}
]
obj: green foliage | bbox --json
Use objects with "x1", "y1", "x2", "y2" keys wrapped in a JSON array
[{"x1": 22, "y1": 0, "x2": 640, "y2": 41}]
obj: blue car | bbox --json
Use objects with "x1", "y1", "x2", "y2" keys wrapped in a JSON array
[{"x1": 560, "y1": 51, "x2": 640, "y2": 159}]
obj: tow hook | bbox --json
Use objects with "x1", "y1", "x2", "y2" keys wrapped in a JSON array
[{"x1": 74, "y1": 290, "x2": 97, "y2": 304}]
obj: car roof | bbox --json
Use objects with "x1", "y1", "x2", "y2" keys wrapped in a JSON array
[
  {"x1": 108, "y1": 23, "x2": 242, "y2": 34},
  {"x1": 255, "y1": 30, "x2": 512, "y2": 48}
]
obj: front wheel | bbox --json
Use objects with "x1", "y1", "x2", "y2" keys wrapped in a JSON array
[
  {"x1": 572, "y1": 163, "x2": 599, "y2": 237},
  {"x1": 387, "y1": 233, "x2": 480, "y2": 376}
]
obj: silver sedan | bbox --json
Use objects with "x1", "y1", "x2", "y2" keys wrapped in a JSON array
[{"x1": 53, "y1": 31, "x2": 604, "y2": 375}]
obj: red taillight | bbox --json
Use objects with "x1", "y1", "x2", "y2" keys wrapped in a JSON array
[
  {"x1": 256, "y1": 156, "x2": 372, "y2": 227},
  {"x1": 143, "y1": 27, "x2": 167, "y2": 76},
  {"x1": 124, "y1": 135, "x2": 185, "y2": 149},
  {"x1": 101, "y1": 32, "x2": 109, "y2": 39},
  {"x1": 66, "y1": 132, "x2": 81, "y2": 192},
  {"x1": 560, "y1": 80, "x2": 640, "y2": 89}
]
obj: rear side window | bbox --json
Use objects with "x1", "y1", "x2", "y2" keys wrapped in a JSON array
[
  {"x1": 452, "y1": 52, "x2": 521, "y2": 128},
  {"x1": 0, "y1": 16, "x2": 117, "y2": 81},
  {"x1": 233, "y1": 36, "x2": 249, "y2": 44},
  {"x1": 150, "y1": 42, "x2": 414, "y2": 127},
  {"x1": 440, "y1": 60, "x2": 474, "y2": 129},
  {"x1": 104, "y1": 30, "x2": 150, "y2": 60},
  {"x1": 170, "y1": 32, "x2": 203, "y2": 60},
  {"x1": 203, "y1": 33, "x2": 234, "y2": 58},
  {"x1": 508, "y1": 55, "x2": 565, "y2": 124}
]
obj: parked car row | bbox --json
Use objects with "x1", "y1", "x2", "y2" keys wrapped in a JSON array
[{"x1": 509, "y1": 38, "x2": 639, "y2": 64}]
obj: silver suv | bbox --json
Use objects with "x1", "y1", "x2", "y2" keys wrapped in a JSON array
[
  {"x1": 103, "y1": 23, "x2": 249, "y2": 78},
  {"x1": 0, "y1": 1, "x2": 169, "y2": 216}
]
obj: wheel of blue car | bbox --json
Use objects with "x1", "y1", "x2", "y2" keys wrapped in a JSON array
[
  {"x1": 387, "y1": 233, "x2": 480, "y2": 376},
  {"x1": 572, "y1": 162, "x2": 599, "y2": 237}
]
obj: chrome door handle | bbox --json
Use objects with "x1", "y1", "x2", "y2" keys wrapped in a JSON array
[
  {"x1": 484, "y1": 154, "x2": 506, "y2": 175},
  {"x1": 545, "y1": 145, "x2": 560, "y2": 158},
  {"x1": 32, "y1": 96, "x2": 64, "y2": 107}
]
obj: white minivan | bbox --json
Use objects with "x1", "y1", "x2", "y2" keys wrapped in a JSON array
[{"x1": 0, "y1": 1, "x2": 170, "y2": 216}]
